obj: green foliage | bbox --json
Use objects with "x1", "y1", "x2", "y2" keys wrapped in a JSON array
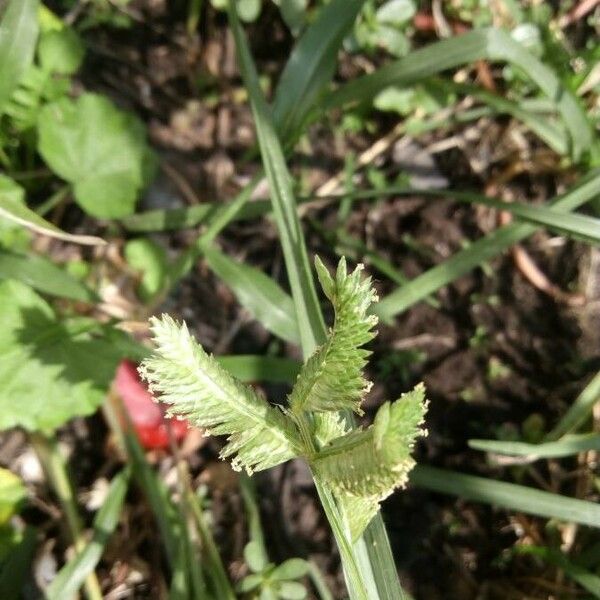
[
  {"x1": 351, "y1": 0, "x2": 415, "y2": 57},
  {"x1": 0, "y1": 280, "x2": 126, "y2": 432},
  {"x1": 0, "y1": 469, "x2": 26, "y2": 526},
  {"x1": 0, "y1": 0, "x2": 39, "y2": 115},
  {"x1": 124, "y1": 237, "x2": 169, "y2": 301},
  {"x1": 38, "y1": 27, "x2": 85, "y2": 75},
  {"x1": 203, "y1": 245, "x2": 301, "y2": 344},
  {"x1": 0, "y1": 174, "x2": 104, "y2": 245},
  {"x1": 240, "y1": 541, "x2": 309, "y2": 599},
  {"x1": 0, "y1": 248, "x2": 96, "y2": 301},
  {"x1": 142, "y1": 257, "x2": 428, "y2": 538},
  {"x1": 37, "y1": 93, "x2": 155, "y2": 218},
  {"x1": 211, "y1": 0, "x2": 306, "y2": 30},
  {"x1": 289, "y1": 257, "x2": 377, "y2": 415},
  {"x1": 45, "y1": 469, "x2": 130, "y2": 600}
]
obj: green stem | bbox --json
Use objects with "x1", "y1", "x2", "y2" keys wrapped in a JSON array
[
  {"x1": 308, "y1": 559, "x2": 334, "y2": 600},
  {"x1": 35, "y1": 185, "x2": 70, "y2": 217},
  {"x1": 184, "y1": 466, "x2": 236, "y2": 600},
  {"x1": 30, "y1": 432, "x2": 103, "y2": 600},
  {"x1": 292, "y1": 410, "x2": 369, "y2": 599},
  {"x1": 238, "y1": 474, "x2": 268, "y2": 562}
]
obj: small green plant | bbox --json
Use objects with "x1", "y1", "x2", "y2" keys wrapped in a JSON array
[
  {"x1": 141, "y1": 256, "x2": 428, "y2": 542},
  {"x1": 240, "y1": 541, "x2": 309, "y2": 600}
]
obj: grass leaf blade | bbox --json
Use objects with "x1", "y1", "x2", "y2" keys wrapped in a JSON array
[
  {"x1": 272, "y1": 0, "x2": 365, "y2": 141},
  {"x1": 0, "y1": 0, "x2": 38, "y2": 114},
  {"x1": 374, "y1": 171, "x2": 600, "y2": 321},
  {"x1": 469, "y1": 434, "x2": 600, "y2": 459},
  {"x1": 46, "y1": 469, "x2": 130, "y2": 600},
  {"x1": 324, "y1": 28, "x2": 591, "y2": 160},
  {"x1": 411, "y1": 465, "x2": 600, "y2": 529},
  {"x1": 203, "y1": 245, "x2": 301, "y2": 344}
]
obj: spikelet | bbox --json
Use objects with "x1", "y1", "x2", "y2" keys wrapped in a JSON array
[
  {"x1": 139, "y1": 315, "x2": 302, "y2": 474},
  {"x1": 312, "y1": 384, "x2": 428, "y2": 539},
  {"x1": 289, "y1": 257, "x2": 378, "y2": 415}
]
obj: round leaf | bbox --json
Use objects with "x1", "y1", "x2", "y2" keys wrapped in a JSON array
[
  {"x1": 238, "y1": 0, "x2": 262, "y2": 22},
  {"x1": 271, "y1": 558, "x2": 309, "y2": 581},
  {"x1": 277, "y1": 581, "x2": 307, "y2": 600},
  {"x1": 376, "y1": 0, "x2": 416, "y2": 25},
  {"x1": 238, "y1": 573, "x2": 263, "y2": 593},
  {"x1": 38, "y1": 28, "x2": 85, "y2": 75},
  {"x1": 124, "y1": 238, "x2": 168, "y2": 301},
  {"x1": 37, "y1": 94, "x2": 154, "y2": 219},
  {"x1": 244, "y1": 540, "x2": 268, "y2": 573}
]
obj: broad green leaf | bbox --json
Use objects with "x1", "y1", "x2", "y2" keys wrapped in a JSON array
[
  {"x1": 0, "y1": 469, "x2": 26, "y2": 525},
  {"x1": 0, "y1": 249, "x2": 96, "y2": 302},
  {"x1": 469, "y1": 433, "x2": 600, "y2": 460},
  {"x1": 38, "y1": 27, "x2": 85, "y2": 75},
  {"x1": 289, "y1": 257, "x2": 377, "y2": 414},
  {"x1": 546, "y1": 370, "x2": 600, "y2": 441},
  {"x1": 0, "y1": 175, "x2": 23, "y2": 205},
  {"x1": 140, "y1": 315, "x2": 303, "y2": 473},
  {"x1": 203, "y1": 246, "x2": 301, "y2": 344},
  {"x1": 37, "y1": 93, "x2": 155, "y2": 219},
  {"x1": 46, "y1": 469, "x2": 129, "y2": 600},
  {"x1": 411, "y1": 465, "x2": 600, "y2": 529},
  {"x1": 0, "y1": 0, "x2": 39, "y2": 114},
  {"x1": 124, "y1": 238, "x2": 168, "y2": 301},
  {"x1": 0, "y1": 280, "x2": 123, "y2": 432},
  {"x1": 312, "y1": 385, "x2": 428, "y2": 540},
  {"x1": 323, "y1": 28, "x2": 592, "y2": 161}
]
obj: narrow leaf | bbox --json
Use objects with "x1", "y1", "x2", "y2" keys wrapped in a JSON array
[
  {"x1": 324, "y1": 28, "x2": 592, "y2": 160},
  {"x1": 46, "y1": 469, "x2": 130, "y2": 600},
  {"x1": 411, "y1": 465, "x2": 600, "y2": 529},
  {"x1": 0, "y1": 183, "x2": 105, "y2": 245},
  {"x1": 228, "y1": 1, "x2": 326, "y2": 356},
  {"x1": 469, "y1": 433, "x2": 600, "y2": 460},
  {"x1": 374, "y1": 171, "x2": 600, "y2": 321},
  {"x1": 140, "y1": 315, "x2": 302, "y2": 473},
  {"x1": 546, "y1": 371, "x2": 600, "y2": 441},
  {"x1": 517, "y1": 546, "x2": 600, "y2": 597},
  {"x1": 0, "y1": 0, "x2": 38, "y2": 114},
  {"x1": 203, "y1": 246, "x2": 301, "y2": 344},
  {"x1": 272, "y1": 0, "x2": 365, "y2": 141}
]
